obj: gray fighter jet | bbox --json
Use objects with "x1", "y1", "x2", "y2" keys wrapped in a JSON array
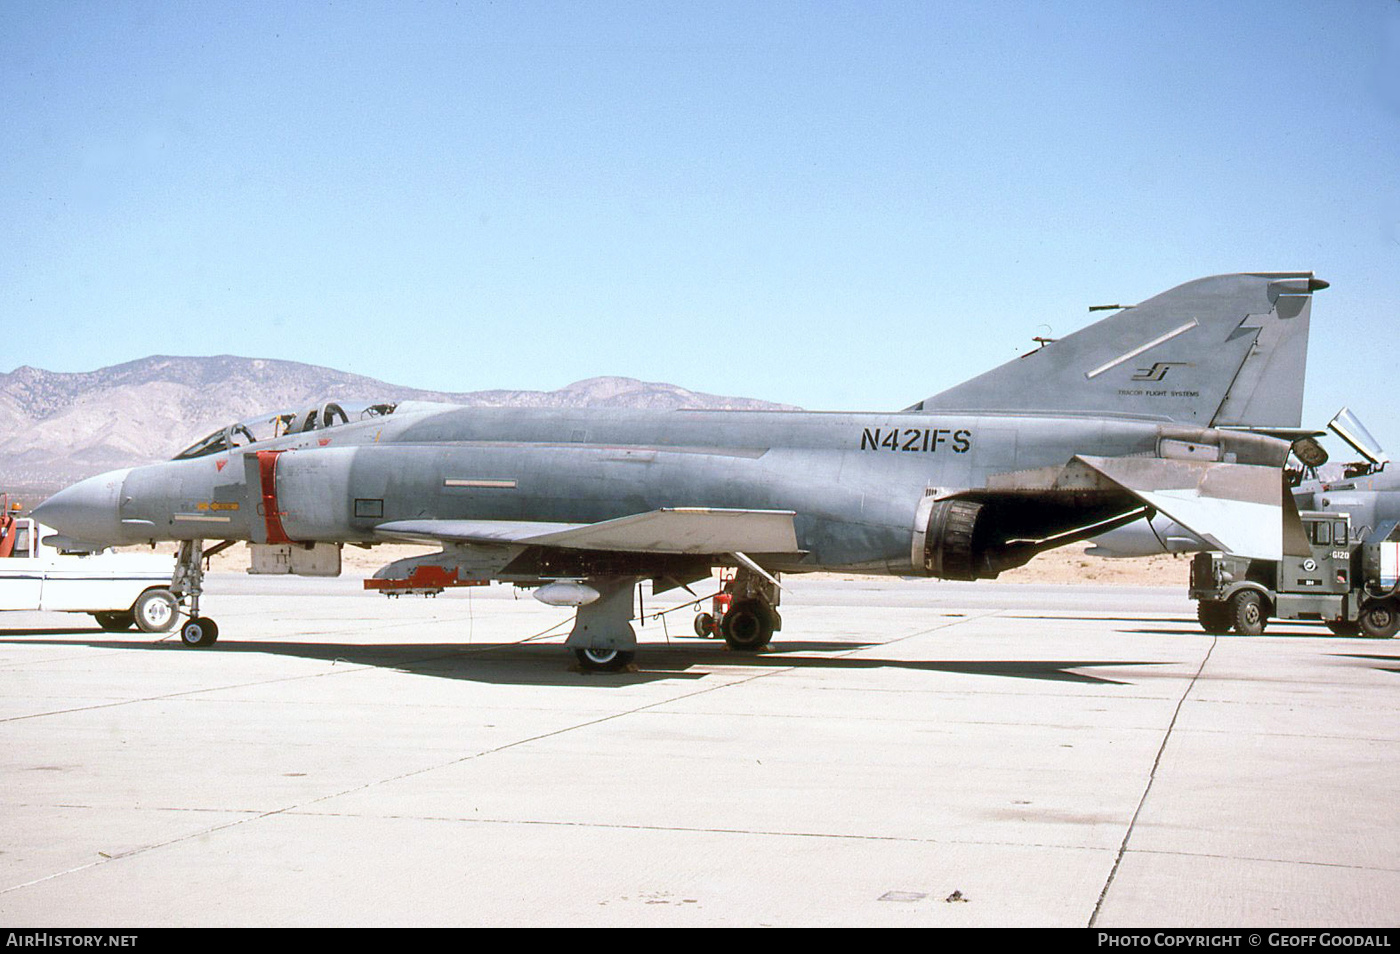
[{"x1": 35, "y1": 272, "x2": 1324, "y2": 669}]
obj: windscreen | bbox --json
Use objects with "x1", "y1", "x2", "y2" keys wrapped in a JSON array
[{"x1": 172, "y1": 402, "x2": 397, "y2": 459}]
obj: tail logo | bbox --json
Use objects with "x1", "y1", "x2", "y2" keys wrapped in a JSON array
[{"x1": 1132, "y1": 362, "x2": 1194, "y2": 382}]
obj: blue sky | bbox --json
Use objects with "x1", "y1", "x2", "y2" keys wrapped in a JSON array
[{"x1": 2, "y1": 0, "x2": 1397, "y2": 456}]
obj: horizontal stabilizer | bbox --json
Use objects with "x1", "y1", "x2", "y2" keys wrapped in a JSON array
[
  {"x1": 1076, "y1": 455, "x2": 1286, "y2": 560},
  {"x1": 376, "y1": 508, "x2": 802, "y2": 555}
]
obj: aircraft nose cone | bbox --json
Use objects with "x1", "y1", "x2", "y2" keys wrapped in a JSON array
[{"x1": 32, "y1": 469, "x2": 131, "y2": 545}]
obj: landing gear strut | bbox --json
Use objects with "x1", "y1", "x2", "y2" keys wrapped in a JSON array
[
  {"x1": 566, "y1": 576, "x2": 640, "y2": 672},
  {"x1": 695, "y1": 567, "x2": 782, "y2": 652},
  {"x1": 172, "y1": 539, "x2": 220, "y2": 647}
]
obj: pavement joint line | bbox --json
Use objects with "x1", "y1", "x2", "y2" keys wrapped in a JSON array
[
  {"x1": 585, "y1": 710, "x2": 1171, "y2": 731},
  {"x1": 0, "y1": 648, "x2": 144, "y2": 670},
  {"x1": 1088, "y1": 634, "x2": 1218, "y2": 928},
  {"x1": 6, "y1": 802, "x2": 264, "y2": 815},
  {"x1": 1119, "y1": 846, "x2": 1400, "y2": 875},
  {"x1": 29, "y1": 802, "x2": 1400, "y2": 874},
  {"x1": 2, "y1": 802, "x2": 1113, "y2": 855},
  {"x1": 751, "y1": 685, "x2": 1180, "y2": 702},
  {"x1": 268, "y1": 810, "x2": 1130, "y2": 852},
  {"x1": 0, "y1": 607, "x2": 994, "y2": 895},
  {"x1": 0, "y1": 666, "x2": 382, "y2": 724},
  {"x1": 1139, "y1": 726, "x2": 1400, "y2": 744},
  {"x1": 1170, "y1": 695, "x2": 1400, "y2": 713},
  {"x1": 296, "y1": 816, "x2": 1395, "y2": 873}
]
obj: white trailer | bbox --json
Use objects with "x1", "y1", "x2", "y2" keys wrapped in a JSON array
[{"x1": 0, "y1": 515, "x2": 178, "y2": 632}]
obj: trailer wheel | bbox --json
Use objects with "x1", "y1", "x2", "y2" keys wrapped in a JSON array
[
  {"x1": 1231, "y1": 590, "x2": 1267, "y2": 636},
  {"x1": 1359, "y1": 601, "x2": 1400, "y2": 638},
  {"x1": 694, "y1": 612, "x2": 716, "y2": 638},
  {"x1": 1196, "y1": 601, "x2": 1232, "y2": 635}
]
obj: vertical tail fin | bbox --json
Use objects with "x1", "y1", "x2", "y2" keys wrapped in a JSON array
[{"x1": 911, "y1": 272, "x2": 1323, "y2": 428}]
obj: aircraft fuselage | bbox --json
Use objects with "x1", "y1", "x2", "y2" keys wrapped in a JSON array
[{"x1": 51, "y1": 403, "x2": 1274, "y2": 576}]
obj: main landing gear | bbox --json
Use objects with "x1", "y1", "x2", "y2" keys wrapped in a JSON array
[
  {"x1": 573, "y1": 646, "x2": 637, "y2": 672},
  {"x1": 171, "y1": 540, "x2": 220, "y2": 647},
  {"x1": 567, "y1": 566, "x2": 782, "y2": 672},
  {"x1": 692, "y1": 567, "x2": 782, "y2": 652},
  {"x1": 566, "y1": 576, "x2": 640, "y2": 672}
]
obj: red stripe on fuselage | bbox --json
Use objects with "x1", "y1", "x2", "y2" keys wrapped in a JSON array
[{"x1": 257, "y1": 451, "x2": 293, "y2": 545}]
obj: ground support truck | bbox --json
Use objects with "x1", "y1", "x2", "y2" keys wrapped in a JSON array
[{"x1": 1190, "y1": 511, "x2": 1400, "y2": 637}]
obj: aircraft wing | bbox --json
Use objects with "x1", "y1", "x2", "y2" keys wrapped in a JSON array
[{"x1": 375, "y1": 508, "x2": 802, "y2": 555}]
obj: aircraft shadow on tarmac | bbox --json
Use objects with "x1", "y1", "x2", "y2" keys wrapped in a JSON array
[
  {"x1": 1331, "y1": 653, "x2": 1400, "y2": 675},
  {"x1": 0, "y1": 629, "x2": 1166, "y2": 688},
  {"x1": 1118, "y1": 624, "x2": 1400, "y2": 640}
]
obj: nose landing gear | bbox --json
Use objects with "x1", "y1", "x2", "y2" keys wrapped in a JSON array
[{"x1": 171, "y1": 539, "x2": 223, "y2": 647}]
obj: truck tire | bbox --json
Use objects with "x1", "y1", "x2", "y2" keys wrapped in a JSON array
[
  {"x1": 1359, "y1": 601, "x2": 1400, "y2": 638},
  {"x1": 1196, "y1": 601, "x2": 1232, "y2": 635},
  {"x1": 1231, "y1": 590, "x2": 1267, "y2": 636},
  {"x1": 133, "y1": 589, "x2": 179, "y2": 634}
]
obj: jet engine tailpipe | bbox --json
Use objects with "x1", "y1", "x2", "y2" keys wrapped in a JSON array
[{"x1": 913, "y1": 497, "x2": 990, "y2": 581}]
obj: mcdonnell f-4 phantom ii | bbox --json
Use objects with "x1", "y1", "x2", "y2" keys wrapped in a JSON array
[{"x1": 35, "y1": 271, "x2": 1324, "y2": 670}]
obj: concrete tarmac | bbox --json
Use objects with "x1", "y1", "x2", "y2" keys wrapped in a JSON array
[{"x1": 0, "y1": 574, "x2": 1395, "y2": 927}]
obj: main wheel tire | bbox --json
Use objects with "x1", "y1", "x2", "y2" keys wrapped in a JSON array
[
  {"x1": 573, "y1": 647, "x2": 635, "y2": 672},
  {"x1": 1196, "y1": 601, "x2": 1232, "y2": 635},
  {"x1": 722, "y1": 599, "x2": 774, "y2": 651},
  {"x1": 1231, "y1": 590, "x2": 1268, "y2": 636},
  {"x1": 93, "y1": 611, "x2": 135, "y2": 632},
  {"x1": 1359, "y1": 601, "x2": 1400, "y2": 638},
  {"x1": 180, "y1": 616, "x2": 219, "y2": 648},
  {"x1": 694, "y1": 612, "x2": 716, "y2": 638},
  {"x1": 133, "y1": 589, "x2": 179, "y2": 634}
]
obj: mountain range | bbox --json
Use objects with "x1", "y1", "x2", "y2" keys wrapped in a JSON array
[{"x1": 0, "y1": 356, "x2": 796, "y2": 498}]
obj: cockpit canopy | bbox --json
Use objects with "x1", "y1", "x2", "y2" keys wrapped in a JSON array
[{"x1": 173, "y1": 401, "x2": 398, "y2": 460}]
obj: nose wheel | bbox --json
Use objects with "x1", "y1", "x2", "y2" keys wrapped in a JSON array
[{"x1": 180, "y1": 617, "x2": 220, "y2": 647}]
